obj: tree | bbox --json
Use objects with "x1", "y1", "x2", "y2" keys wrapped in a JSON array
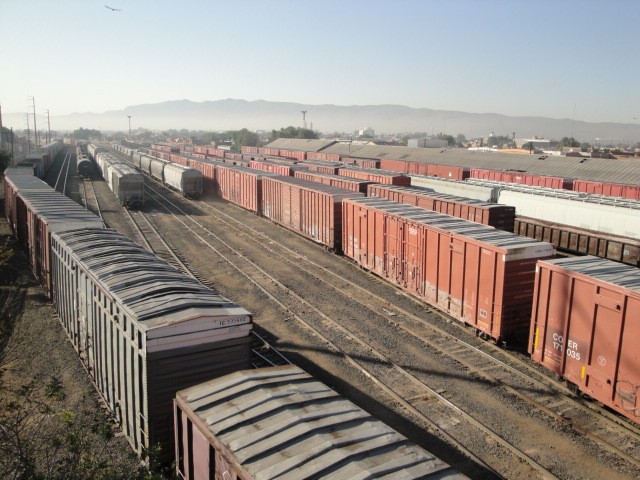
[
  {"x1": 436, "y1": 133, "x2": 456, "y2": 146},
  {"x1": 560, "y1": 136, "x2": 580, "y2": 147},
  {"x1": 455, "y1": 133, "x2": 467, "y2": 146},
  {"x1": 232, "y1": 129, "x2": 259, "y2": 147},
  {"x1": 270, "y1": 126, "x2": 318, "y2": 141},
  {"x1": 72, "y1": 127, "x2": 102, "y2": 140},
  {"x1": 0, "y1": 150, "x2": 12, "y2": 174}
]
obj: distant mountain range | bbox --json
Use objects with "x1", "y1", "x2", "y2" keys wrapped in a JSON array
[{"x1": 3, "y1": 98, "x2": 638, "y2": 142}]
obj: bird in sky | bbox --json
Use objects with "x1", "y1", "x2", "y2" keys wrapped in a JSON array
[{"x1": 105, "y1": 5, "x2": 121, "y2": 11}]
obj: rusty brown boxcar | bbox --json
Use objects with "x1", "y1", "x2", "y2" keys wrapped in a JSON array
[
  {"x1": 338, "y1": 166, "x2": 411, "y2": 185},
  {"x1": 470, "y1": 168, "x2": 572, "y2": 190},
  {"x1": 186, "y1": 157, "x2": 221, "y2": 191},
  {"x1": 249, "y1": 159, "x2": 307, "y2": 176},
  {"x1": 296, "y1": 160, "x2": 344, "y2": 175},
  {"x1": 367, "y1": 184, "x2": 516, "y2": 231},
  {"x1": 529, "y1": 256, "x2": 640, "y2": 424},
  {"x1": 262, "y1": 176, "x2": 363, "y2": 249},
  {"x1": 215, "y1": 164, "x2": 278, "y2": 214},
  {"x1": 174, "y1": 366, "x2": 467, "y2": 480},
  {"x1": 343, "y1": 197, "x2": 555, "y2": 343},
  {"x1": 307, "y1": 151, "x2": 341, "y2": 162},
  {"x1": 294, "y1": 170, "x2": 373, "y2": 193},
  {"x1": 380, "y1": 159, "x2": 470, "y2": 180},
  {"x1": 572, "y1": 179, "x2": 640, "y2": 200}
]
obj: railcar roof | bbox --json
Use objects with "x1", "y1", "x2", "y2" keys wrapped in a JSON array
[
  {"x1": 177, "y1": 366, "x2": 466, "y2": 479},
  {"x1": 53, "y1": 228, "x2": 250, "y2": 330}
]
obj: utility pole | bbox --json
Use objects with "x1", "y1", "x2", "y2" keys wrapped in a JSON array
[
  {"x1": 29, "y1": 96, "x2": 38, "y2": 149},
  {"x1": 128, "y1": 115, "x2": 132, "y2": 135},
  {"x1": 301, "y1": 110, "x2": 307, "y2": 130},
  {"x1": 11, "y1": 128, "x2": 14, "y2": 159},
  {"x1": 26, "y1": 114, "x2": 31, "y2": 154},
  {"x1": 44, "y1": 109, "x2": 51, "y2": 144},
  {"x1": 0, "y1": 104, "x2": 3, "y2": 151}
]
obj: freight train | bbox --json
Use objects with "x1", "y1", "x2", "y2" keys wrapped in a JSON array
[
  {"x1": 95, "y1": 151, "x2": 144, "y2": 208},
  {"x1": 110, "y1": 143, "x2": 640, "y2": 426},
  {"x1": 15, "y1": 140, "x2": 64, "y2": 178},
  {"x1": 3, "y1": 168, "x2": 467, "y2": 478}
]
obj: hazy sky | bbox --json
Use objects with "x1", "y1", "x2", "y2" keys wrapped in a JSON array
[{"x1": 1, "y1": 0, "x2": 638, "y2": 123}]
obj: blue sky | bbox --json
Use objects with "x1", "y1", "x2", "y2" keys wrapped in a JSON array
[{"x1": 1, "y1": 0, "x2": 638, "y2": 123}]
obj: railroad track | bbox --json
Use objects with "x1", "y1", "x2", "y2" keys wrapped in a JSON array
[
  {"x1": 110, "y1": 147, "x2": 640, "y2": 477},
  {"x1": 121, "y1": 203, "x2": 289, "y2": 370},
  {"x1": 140, "y1": 181, "x2": 565, "y2": 479},
  {"x1": 53, "y1": 149, "x2": 72, "y2": 194},
  {"x1": 80, "y1": 179, "x2": 103, "y2": 219},
  {"x1": 183, "y1": 193, "x2": 640, "y2": 470}
]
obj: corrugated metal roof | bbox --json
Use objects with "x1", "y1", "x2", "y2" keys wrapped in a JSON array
[
  {"x1": 269, "y1": 140, "x2": 640, "y2": 186},
  {"x1": 350, "y1": 198, "x2": 554, "y2": 258},
  {"x1": 265, "y1": 138, "x2": 337, "y2": 152},
  {"x1": 177, "y1": 366, "x2": 466, "y2": 479},
  {"x1": 53, "y1": 228, "x2": 251, "y2": 333},
  {"x1": 544, "y1": 256, "x2": 640, "y2": 291}
]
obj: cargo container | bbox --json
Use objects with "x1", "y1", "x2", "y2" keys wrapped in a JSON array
[
  {"x1": 529, "y1": 256, "x2": 640, "y2": 424},
  {"x1": 294, "y1": 170, "x2": 373, "y2": 193},
  {"x1": 296, "y1": 160, "x2": 343, "y2": 175},
  {"x1": 307, "y1": 151, "x2": 340, "y2": 162},
  {"x1": 257, "y1": 147, "x2": 279, "y2": 156},
  {"x1": 470, "y1": 168, "x2": 572, "y2": 190},
  {"x1": 163, "y1": 163, "x2": 203, "y2": 198},
  {"x1": 240, "y1": 146, "x2": 259, "y2": 155},
  {"x1": 51, "y1": 227, "x2": 253, "y2": 461},
  {"x1": 381, "y1": 160, "x2": 470, "y2": 180},
  {"x1": 3, "y1": 173, "x2": 52, "y2": 243},
  {"x1": 174, "y1": 366, "x2": 466, "y2": 480},
  {"x1": 215, "y1": 164, "x2": 278, "y2": 214},
  {"x1": 572, "y1": 179, "x2": 640, "y2": 200},
  {"x1": 343, "y1": 197, "x2": 555, "y2": 342},
  {"x1": 339, "y1": 166, "x2": 411, "y2": 185},
  {"x1": 515, "y1": 216, "x2": 640, "y2": 267},
  {"x1": 344, "y1": 157, "x2": 380, "y2": 169},
  {"x1": 108, "y1": 163, "x2": 145, "y2": 208},
  {"x1": 277, "y1": 148, "x2": 306, "y2": 161},
  {"x1": 150, "y1": 157, "x2": 171, "y2": 182},
  {"x1": 367, "y1": 184, "x2": 516, "y2": 231},
  {"x1": 262, "y1": 176, "x2": 363, "y2": 249},
  {"x1": 248, "y1": 159, "x2": 307, "y2": 176}
]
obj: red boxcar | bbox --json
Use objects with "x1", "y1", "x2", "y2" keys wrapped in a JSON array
[
  {"x1": 241, "y1": 146, "x2": 259, "y2": 155},
  {"x1": 187, "y1": 157, "x2": 221, "y2": 191},
  {"x1": 471, "y1": 168, "x2": 571, "y2": 190},
  {"x1": 529, "y1": 256, "x2": 640, "y2": 424},
  {"x1": 294, "y1": 170, "x2": 373, "y2": 193},
  {"x1": 367, "y1": 184, "x2": 516, "y2": 231},
  {"x1": 339, "y1": 167, "x2": 411, "y2": 185},
  {"x1": 170, "y1": 154, "x2": 189, "y2": 166},
  {"x1": 258, "y1": 147, "x2": 279, "y2": 156},
  {"x1": 215, "y1": 164, "x2": 277, "y2": 214},
  {"x1": 297, "y1": 160, "x2": 343, "y2": 175},
  {"x1": 277, "y1": 149, "x2": 306, "y2": 161},
  {"x1": 572, "y1": 179, "x2": 640, "y2": 200},
  {"x1": 193, "y1": 146, "x2": 208, "y2": 155},
  {"x1": 249, "y1": 160, "x2": 307, "y2": 177},
  {"x1": 307, "y1": 151, "x2": 341, "y2": 162},
  {"x1": 206, "y1": 147, "x2": 224, "y2": 158},
  {"x1": 262, "y1": 176, "x2": 363, "y2": 249},
  {"x1": 343, "y1": 197, "x2": 555, "y2": 343},
  {"x1": 380, "y1": 159, "x2": 469, "y2": 180}
]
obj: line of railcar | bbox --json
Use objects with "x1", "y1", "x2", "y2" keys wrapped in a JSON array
[
  {"x1": 95, "y1": 151, "x2": 144, "y2": 208},
  {"x1": 3, "y1": 167, "x2": 467, "y2": 478},
  {"x1": 411, "y1": 175, "x2": 640, "y2": 266},
  {"x1": 112, "y1": 144, "x2": 640, "y2": 426},
  {"x1": 15, "y1": 140, "x2": 64, "y2": 178}
]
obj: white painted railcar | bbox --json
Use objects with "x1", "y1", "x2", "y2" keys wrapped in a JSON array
[
  {"x1": 163, "y1": 162, "x2": 203, "y2": 198},
  {"x1": 50, "y1": 227, "x2": 253, "y2": 461}
]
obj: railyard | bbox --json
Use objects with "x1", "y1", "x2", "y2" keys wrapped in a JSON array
[{"x1": 2, "y1": 141, "x2": 640, "y2": 479}]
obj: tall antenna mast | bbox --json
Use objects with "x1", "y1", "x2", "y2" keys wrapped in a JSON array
[
  {"x1": 29, "y1": 96, "x2": 38, "y2": 148},
  {"x1": 44, "y1": 109, "x2": 51, "y2": 144},
  {"x1": 26, "y1": 114, "x2": 31, "y2": 154},
  {"x1": 301, "y1": 110, "x2": 307, "y2": 130}
]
